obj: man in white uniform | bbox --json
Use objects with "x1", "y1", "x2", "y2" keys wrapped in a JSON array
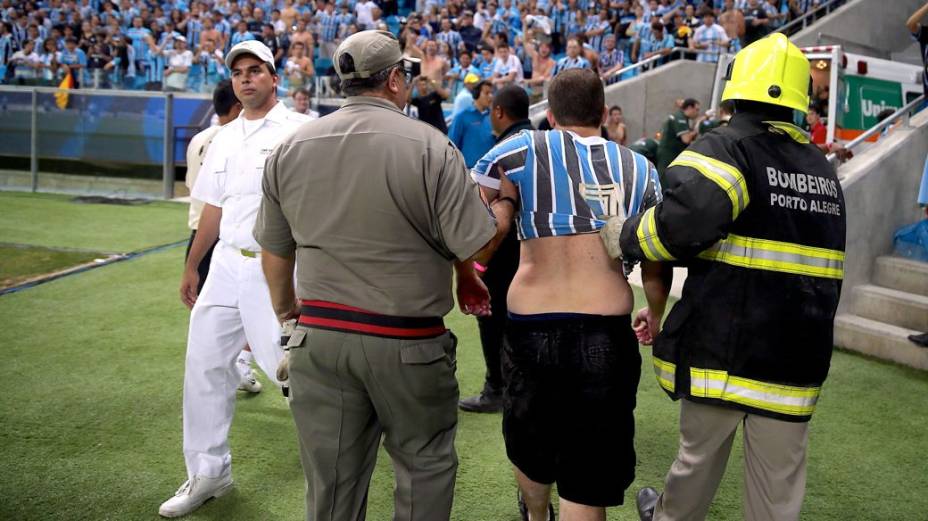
[
  {"x1": 183, "y1": 79, "x2": 263, "y2": 394},
  {"x1": 159, "y1": 40, "x2": 311, "y2": 518}
]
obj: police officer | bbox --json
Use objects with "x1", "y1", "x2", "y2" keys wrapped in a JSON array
[
  {"x1": 160, "y1": 41, "x2": 311, "y2": 518},
  {"x1": 600, "y1": 33, "x2": 846, "y2": 521},
  {"x1": 253, "y1": 31, "x2": 507, "y2": 521}
]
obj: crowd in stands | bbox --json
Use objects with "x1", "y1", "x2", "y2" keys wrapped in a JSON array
[{"x1": 0, "y1": 0, "x2": 832, "y2": 95}]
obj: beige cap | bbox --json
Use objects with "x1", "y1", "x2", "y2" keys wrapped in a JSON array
[
  {"x1": 334, "y1": 30, "x2": 416, "y2": 80},
  {"x1": 225, "y1": 40, "x2": 276, "y2": 72}
]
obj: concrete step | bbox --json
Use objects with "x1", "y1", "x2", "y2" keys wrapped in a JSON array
[
  {"x1": 834, "y1": 314, "x2": 928, "y2": 370},
  {"x1": 873, "y1": 256, "x2": 928, "y2": 297},
  {"x1": 851, "y1": 284, "x2": 928, "y2": 332}
]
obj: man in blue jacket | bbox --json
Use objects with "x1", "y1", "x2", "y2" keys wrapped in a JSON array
[{"x1": 449, "y1": 80, "x2": 495, "y2": 168}]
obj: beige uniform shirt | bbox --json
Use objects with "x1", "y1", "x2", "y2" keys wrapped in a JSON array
[
  {"x1": 254, "y1": 96, "x2": 497, "y2": 317},
  {"x1": 185, "y1": 125, "x2": 223, "y2": 230}
]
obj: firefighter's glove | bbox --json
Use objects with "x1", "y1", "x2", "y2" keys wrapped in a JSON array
[{"x1": 599, "y1": 215, "x2": 626, "y2": 260}]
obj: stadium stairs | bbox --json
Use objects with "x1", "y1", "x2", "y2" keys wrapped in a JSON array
[{"x1": 832, "y1": 108, "x2": 928, "y2": 370}]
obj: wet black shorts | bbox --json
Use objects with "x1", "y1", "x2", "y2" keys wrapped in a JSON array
[{"x1": 502, "y1": 312, "x2": 641, "y2": 507}]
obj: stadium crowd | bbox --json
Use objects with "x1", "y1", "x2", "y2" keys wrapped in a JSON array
[{"x1": 0, "y1": 0, "x2": 832, "y2": 94}]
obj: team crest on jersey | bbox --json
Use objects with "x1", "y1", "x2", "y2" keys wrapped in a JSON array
[{"x1": 579, "y1": 182, "x2": 624, "y2": 219}]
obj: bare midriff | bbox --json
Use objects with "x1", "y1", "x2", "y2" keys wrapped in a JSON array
[{"x1": 507, "y1": 233, "x2": 633, "y2": 316}]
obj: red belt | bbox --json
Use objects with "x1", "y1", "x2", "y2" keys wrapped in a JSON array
[{"x1": 298, "y1": 300, "x2": 447, "y2": 339}]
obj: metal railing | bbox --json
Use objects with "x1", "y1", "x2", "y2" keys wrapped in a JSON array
[
  {"x1": 528, "y1": 47, "x2": 723, "y2": 119},
  {"x1": 775, "y1": 0, "x2": 845, "y2": 37},
  {"x1": 827, "y1": 94, "x2": 925, "y2": 165},
  {"x1": 0, "y1": 85, "x2": 212, "y2": 199}
]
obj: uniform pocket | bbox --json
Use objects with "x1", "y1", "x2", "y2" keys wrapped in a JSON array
[{"x1": 398, "y1": 332, "x2": 458, "y2": 401}]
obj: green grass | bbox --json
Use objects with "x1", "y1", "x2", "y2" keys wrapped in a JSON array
[
  {"x1": 0, "y1": 192, "x2": 189, "y2": 252},
  {"x1": 0, "y1": 244, "x2": 107, "y2": 287},
  {"x1": 1, "y1": 192, "x2": 927, "y2": 520}
]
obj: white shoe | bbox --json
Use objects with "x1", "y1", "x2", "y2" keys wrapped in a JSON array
[
  {"x1": 237, "y1": 359, "x2": 262, "y2": 393},
  {"x1": 158, "y1": 473, "x2": 233, "y2": 518}
]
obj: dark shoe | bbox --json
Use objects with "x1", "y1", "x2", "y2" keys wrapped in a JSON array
[
  {"x1": 908, "y1": 332, "x2": 928, "y2": 347},
  {"x1": 636, "y1": 487, "x2": 659, "y2": 521},
  {"x1": 517, "y1": 491, "x2": 555, "y2": 521},
  {"x1": 458, "y1": 389, "x2": 503, "y2": 413}
]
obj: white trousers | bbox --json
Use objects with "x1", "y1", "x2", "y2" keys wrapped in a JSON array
[{"x1": 182, "y1": 242, "x2": 285, "y2": 478}]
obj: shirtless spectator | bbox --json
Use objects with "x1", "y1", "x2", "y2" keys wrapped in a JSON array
[
  {"x1": 290, "y1": 19, "x2": 314, "y2": 60},
  {"x1": 524, "y1": 39, "x2": 556, "y2": 98},
  {"x1": 281, "y1": 0, "x2": 299, "y2": 30},
  {"x1": 606, "y1": 105, "x2": 627, "y2": 145},
  {"x1": 470, "y1": 68, "x2": 671, "y2": 521},
  {"x1": 199, "y1": 18, "x2": 222, "y2": 51},
  {"x1": 421, "y1": 39, "x2": 449, "y2": 83},
  {"x1": 719, "y1": 0, "x2": 745, "y2": 52}
]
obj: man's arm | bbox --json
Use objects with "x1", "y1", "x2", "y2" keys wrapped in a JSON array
[
  {"x1": 635, "y1": 260, "x2": 672, "y2": 344},
  {"x1": 907, "y1": 2, "x2": 928, "y2": 34},
  {"x1": 180, "y1": 203, "x2": 221, "y2": 308},
  {"x1": 261, "y1": 250, "x2": 299, "y2": 322}
]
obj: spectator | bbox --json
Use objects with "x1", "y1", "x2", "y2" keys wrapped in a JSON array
[
  {"x1": 691, "y1": 9, "x2": 729, "y2": 62},
  {"x1": 448, "y1": 79, "x2": 495, "y2": 168},
  {"x1": 447, "y1": 50, "x2": 480, "y2": 98},
  {"x1": 719, "y1": 0, "x2": 745, "y2": 52},
  {"x1": 410, "y1": 75, "x2": 450, "y2": 133},
  {"x1": 491, "y1": 41, "x2": 523, "y2": 87},
  {"x1": 259, "y1": 24, "x2": 283, "y2": 71},
  {"x1": 421, "y1": 39, "x2": 450, "y2": 82},
  {"x1": 552, "y1": 37, "x2": 591, "y2": 76},
  {"x1": 458, "y1": 10, "x2": 484, "y2": 49},
  {"x1": 524, "y1": 39, "x2": 556, "y2": 97},
  {"x1": 38, "y1": 38, "x2": 59, "y2": 86},
  {"x1": 284, "y1": 41, "x2": 313, "y2": 92},
  {"x1": 230, "y1": 20, "x2": 256, "y2": 47},
  {"x1": 290, "y1": 87, "x2": 319, "y2": 118},
  {"x1": 86, "y1": 41, "x2": 113, "y2": 88},
  {"x1": 58, "y1": 37, "x2": 87, "y2": 87},
  {"x1": 638, "y1": 20, "x2": 675, "y2": 67},
  {"x1": 606, "y1": 105, "x2": 627, "y2": 145},
  {"x1": 11, "y1": 40, "x2": 41, "y2": 85},
  {"x1": 355, "y1": 0, "x2": 378, "y2": 30},
  {"x1": 656, "y1": 97, "x2": 706, "y2": 178},
  {"x1": 1, "y1": 23, "x2": 13, "y2": 81},
  {"x1": 599, "y1": 34, "x2": 624, "y2": 83},
  {"x1": 198, "y1": 39, "x2": 227, "y2": 93},
  {"x1": 475, "y1": 44, "x2": 496, "y2": 79},
  {"x1": 436, "y1": 18, "x2": 463, "y2": 59},
  {"x1": 742, "y1": 0, "x2": 770, "y2": 45},
  {"x1": 161, "y1": 35, "x2": 193, "y2": 92}
]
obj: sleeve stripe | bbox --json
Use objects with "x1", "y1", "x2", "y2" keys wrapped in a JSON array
[
  {"x1": 670, "y1": 150, "x2": 749, "y2": 220},
  {"x1": 470, "y1": 172, "x2": 501, "y2": 190},
  {"x1": 635, "y1": 206, "x2": 676, "y2": 261}
]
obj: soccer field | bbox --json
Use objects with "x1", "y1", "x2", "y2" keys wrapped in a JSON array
[{"x1": 1, "y1": 192, "x2": 926, "y2": 521}]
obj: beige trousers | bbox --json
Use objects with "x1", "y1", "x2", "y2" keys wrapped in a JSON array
[{"x1": 654, "y1": 399, "x2": 809, "y2": 521}]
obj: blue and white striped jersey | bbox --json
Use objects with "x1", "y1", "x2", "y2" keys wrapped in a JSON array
[{"x1": 471, "y1": 130, "x2": 662, "y2": 240}]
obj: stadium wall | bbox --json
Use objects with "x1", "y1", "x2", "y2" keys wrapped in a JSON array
[
  {"x1": 836, "y1": 109, "x2": 928, "y2": 314},
  {"x1": 791, "y1": 0, "x2": 925, "y2": 57},
  {"x1": 602, "y1": 60, "x2": 717, "y2": 142}
]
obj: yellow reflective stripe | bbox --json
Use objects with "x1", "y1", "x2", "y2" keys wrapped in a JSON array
[
  {"x1": 690, "y1": 367, "x2": 820, "y2": 417},
  {"x1": 635, "y1": 207, "x2": 676, "y2": 261},
  {"x1": 669, "y1": 151, "x2": 750, "y2": 220},
  {"x1": 698, "y1": 234, "x2": 844, "y2": 279},
  {"x1": 653, "y1": 357, "x2": 676, "y2": 393},
  {"x1": 764, "y1": 121, "x2": 811, "y2": 144}
]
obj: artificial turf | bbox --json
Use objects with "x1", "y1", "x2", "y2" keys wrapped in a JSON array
[{"x1": 1, "y1": 193, "x2": 926, "y2": 520}]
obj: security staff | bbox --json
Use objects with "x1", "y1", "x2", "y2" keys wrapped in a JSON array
[
  {"x1": 459, "y1": 84, "x2": 533, "y2": 413},
  {"x1": 253, "y1": 31, "x2": 506, "y2": 521},
  {"x1": 600, "y1": 33, "x2": 846, "y2": 521},
  {"x1": 160, "y1": 41, "x2": 311, "y2": 518}
]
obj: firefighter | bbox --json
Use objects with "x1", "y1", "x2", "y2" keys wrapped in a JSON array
[{"x1": 600, "y1": 33, "x2": 846, "y2": 521}]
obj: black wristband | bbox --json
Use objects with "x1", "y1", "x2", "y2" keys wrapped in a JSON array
[{"x1": 496, "y1": 196, "x2": 518, "y2": 208}]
